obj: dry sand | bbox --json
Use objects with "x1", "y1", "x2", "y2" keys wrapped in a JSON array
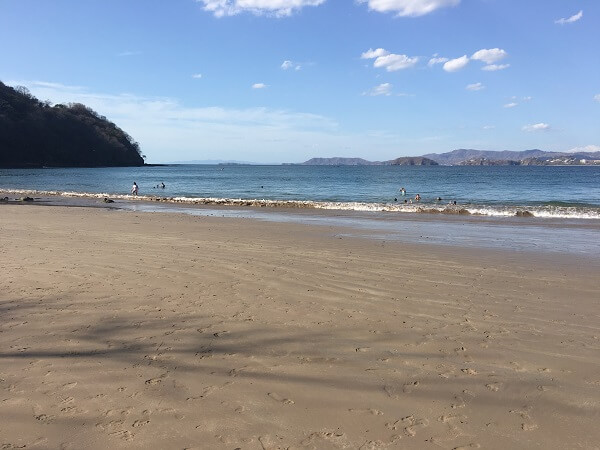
[{"x1": 1, "y1": 204, "x2": 599, "y2": 449}]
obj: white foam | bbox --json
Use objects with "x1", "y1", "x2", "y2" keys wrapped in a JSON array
[{"x1": 2, "y1": 188, "x2": 599, "y2": 220}]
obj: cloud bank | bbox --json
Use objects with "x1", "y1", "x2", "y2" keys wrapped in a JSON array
[
  {"x1": 198, "y1": 0, "x2": 325, "y2": 17},
  {"x1": 359, "y1": 0, "x2": 460, "y2": 17},
  {"x1": 12, "y1": 80, "x2": 344, "y2": 163}
]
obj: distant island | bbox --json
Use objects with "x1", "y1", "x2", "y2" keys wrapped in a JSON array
[
  {"x1": 0, "y1": 81, "x2": 144, "y2": 168},
  {"x1": 296, "y1": 156, "x2": 438, "y2": 166},
  {"x1": 423, "y1": 149, "x2": 600, "y2": 166},
  {"x1": 296, "y1": 149, "x2": 600, "y2": 166}
]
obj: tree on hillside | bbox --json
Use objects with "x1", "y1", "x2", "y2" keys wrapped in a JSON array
[{"x1": 0, "y1": 81, "x2": 145, "y2": 167}]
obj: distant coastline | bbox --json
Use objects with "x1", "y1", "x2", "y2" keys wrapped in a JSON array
[
  {"x1": 292, "y1": 149, "x2": 600, "y2": 166},
  {"x1": 173, "y1": 150, "x2": 600, "y2": 166}
]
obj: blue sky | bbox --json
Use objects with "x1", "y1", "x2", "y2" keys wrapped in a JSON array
[{"x1": 1, "y1": 0, "x2": 599, "y2": 163}]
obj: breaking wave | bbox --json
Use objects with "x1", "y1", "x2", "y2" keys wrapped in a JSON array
[{"x1": 3, "y1": 188, "x2": 600, "y2": 220}]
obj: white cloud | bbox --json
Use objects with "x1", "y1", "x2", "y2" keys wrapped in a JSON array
[
  {"x1": 482, "y1": 63, "x2": 510, "y2": 71},
  {"x1": 363, "y1": 83, "x2": 393, "y2": 96},
  {"x1": 362, "y1": 48, "x2": 418, "y2": 71},
  {"x1": 471, "y1": 48, "x2": 508, "y2": 64},
  {"x1": 358, "y1": 0, "x2": 460, "y2": 17},
  {"x1": 466, "y1": 82, "x2": 484, "y2": 91},
  {"x1": 192, "y1": 73, "x2": 203, "y2": 79},
  {"x1": 443, "y1": 55, "x2": 469, "y2": 72},
  {"x1": 252, "y1": 83, "x2": 267, "y2": 89},
  {"x1": 522, "y1": 123, "x2": 550, "y2": 132},
  {"x1": 281, "y1": 60, "x2": 302, "y2": 70},
  {"x1": 594, "y1": 94, "x2": 600, "y2": 102},
  {"x1": 566, "y1": 145, "x2": 600, "y2": 153},
  {"x1": 483, "y1": 125, "x2": 495, "y2": 130},
  {"x1": 504, "y1": 102, "x2": 518, "y2": 108},
  {"x1": 523, "y1": 96, "x2": 532, "y2": 101},
  {"x1": 428, "y1": 56, "x2": 449, "y2": 66},
  {"x1": 361, "y1": 48, "x2": 389, "y2": 59},
  {"x1": 198, "y1": 0, "x2": 326, "y2": 17},
  {"x1": 555, "y1": 10, "x2": 583, "y2": 25},
  {"x1": 374, "y1": 53, "x2": 419, "y2": 71}
]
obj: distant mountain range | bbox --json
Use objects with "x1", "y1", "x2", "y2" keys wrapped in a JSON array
[
  {"x1": 423, "y1": 149, "x2": 600, "y2": 165},
  {"x1": 296, "y1": 149, "x2": 600, "y2": 166},
  {"x1": 297, "y1": 156, "x2": 438, "y2": 166}
]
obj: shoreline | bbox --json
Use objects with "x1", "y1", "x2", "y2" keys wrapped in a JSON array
[
  {"x1": 3, "y1": 190, "x2": 600, "y2": 261},
  {"x1": 1, "y1": 203, "x2": 598, "y2": 449},
  {"x1": 2, "y1": 186, "x2": 600, "y2": 220}
]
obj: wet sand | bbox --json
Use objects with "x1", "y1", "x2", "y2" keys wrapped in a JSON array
[{"x1": 1, "y1": 204, "x2": 599, "y2": 449}]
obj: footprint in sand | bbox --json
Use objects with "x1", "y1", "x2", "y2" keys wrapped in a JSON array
[
  {"x1": 485, "y1": 382, "x2": 502, "y2": 392},
  {"x1": 228, "y1": 367, "x2": 247, "y2": 377},
  {"x1": 212, "y1": 330, "x2": 229, "y2": 337},
  {"x1": 59, "y1": 396, "x2": 75, "y2": 405},
  {"x1": 60, "y1": 405, "x2": 84, "y2": 415},
  {"x1": 359, "y1": 440, "x2": 394, "y2": 449},
  {"x1": 132, "y1": 420, "x2": 150, "y2": 428},
  {"x1": 102, "y1": 407, "x2": 134, "y2": 418},
  {"x1": 439, "y1": 413, "x2": 468, "y2": 433},
  {"x1": 300, "y1": 431, "x2": 351, "y2": 448},
  {"x1": 403, "y1": 381, "x2": 420, "y2": 394},
  {"x1": 386, "y1": 415, "x2": 429, "y2": 437},
  {"x1": 451, "y1": 395, "x2": 466, "y2": 409},
  {"x1": 96, "y1": 419, "x2": 124, "y2": 431},
  {"x1": 461, "y1": 368, "x2": 478, "y2": 376},
  {"x1": 145, "y1": 372, "x2": 168, "y2": 386},
  {"x1": 510, "y1": 407, "x2": 537, "y2": 432},
  {"x1": 384, "y1": 385, "x2": 400, "y2": 399},
  {"x1": 109, "y1": 430, "x2": 134, "y2": 441},
  {"x1": 34, "y1": 413, "x2": 55, "y2": 423},
  {"x1": 348, "y1": 408, "x2": 384, "y2": 416},
  {"x1": 267, "y1": 392, "x2": 294, "y2": 405}
]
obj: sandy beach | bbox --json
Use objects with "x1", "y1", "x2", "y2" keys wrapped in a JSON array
[{"x1": 1, "y1": 203, "x2": 599, "y2": 449}]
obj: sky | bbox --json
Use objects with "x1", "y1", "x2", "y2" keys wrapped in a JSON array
[{"x1": 1, "y1": 0, "x2": 599, "y2": 164}]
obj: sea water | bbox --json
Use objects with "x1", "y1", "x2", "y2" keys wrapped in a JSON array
[{"x1": 1, "y1": 165, "x2": 599, "y2": 219}]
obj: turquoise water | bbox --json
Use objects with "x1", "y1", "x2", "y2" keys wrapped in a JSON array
[{"x1": 1, "y1": 165, "x2": 600, "y2": 219}]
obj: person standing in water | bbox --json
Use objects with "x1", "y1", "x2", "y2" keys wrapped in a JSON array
[{"x1": 131, "y1": 182, "x2": 138, "y2": 195}]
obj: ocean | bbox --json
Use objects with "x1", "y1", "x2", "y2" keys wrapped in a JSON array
[{"x1": 1, "y1": 164, "x2": 599, "y2": 219}]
